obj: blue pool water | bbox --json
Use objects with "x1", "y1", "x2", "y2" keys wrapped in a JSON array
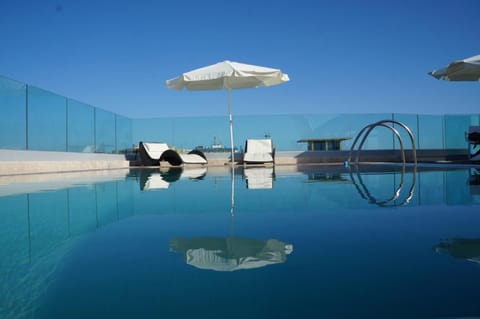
[{"x1": 1, "y1": 165, "x2": 480, "y2": 318}]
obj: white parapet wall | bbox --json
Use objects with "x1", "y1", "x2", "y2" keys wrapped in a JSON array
[{"x1": 0, "y1": 149, "x2": 130, "y2": 176}]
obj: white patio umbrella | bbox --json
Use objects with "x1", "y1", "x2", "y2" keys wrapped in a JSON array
[
  {"x1": 166, "y1": 60, "x2": 289, "y2": 163},
  {"x1": 428, "y1": 54, "x2": 480, "y2": 81}
]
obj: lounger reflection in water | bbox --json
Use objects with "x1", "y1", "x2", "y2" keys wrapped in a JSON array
[
  {"x1": 138, "y1": 167, "x2": 207, "y2": 191},
  {"x1": 170, "y1": 237, "x2": 293, "y2": 271},
  {"x1": 243, "y1": 166, "x2": 275, "y2": 189},
  {"x1": 469, "y1": 168, "x2": 480, "y2": 196},
  {"x1": 435, "y1": 238, "x2": 480, "y2": 264},
  {"x1": 139, "y1": 141, "x2": 207, "y2": 166}
]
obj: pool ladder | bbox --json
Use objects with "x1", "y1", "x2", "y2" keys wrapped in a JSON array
[
  {"x1": 346, "y1": 119, "x2": 417, "y2": 166},
  {"x1": 345, "y1": 120, "x2": 418, "y2": 206}
]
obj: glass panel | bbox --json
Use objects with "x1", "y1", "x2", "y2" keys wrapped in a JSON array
[
  {"x1": 444, "y1": 115, "x2": 471, "y2": 150},
  {"x1": 95, "y1": 108, "x2": 116, "y2": 153},
  {"x1": 28, "y1": 86, "x2": 67, "y2": 151},
  {"x1": 324, "y1": 113, "x2": 394, "y2": 150},
  {"x1": 392, "y1": 113, "x2": 418, "y2": 150},
  {"x1": 0, "y1": 76, "x2": 27, "y2": 149},
  {"x1": 67, "y1": 99, "x2": 95, "y2": 152},
  {"x1": 236, "y1": 114, "x2": 309, "y2": 151},
  {"x1": 307, "y1": 114, "x2": 359, "y2": 151},
  {"x1": 172, "y1": 116, "x2": 229, "y2": 151},
  {"x1": 115, "y1": 115, "x2": 133, "y2": 153},
  {"x1": 417, "y1": 114, "x2": 444, "y2": 150},
  {"x1": 132, "y1": 117, "x2": 175, "y2": 148}
]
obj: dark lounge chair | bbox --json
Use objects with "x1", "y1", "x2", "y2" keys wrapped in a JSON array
[{"x1": 138, "y1": 142, "x2": 207, "y2": 166}]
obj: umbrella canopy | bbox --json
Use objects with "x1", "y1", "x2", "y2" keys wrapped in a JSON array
[
  {"x1": 166, "y1": 60, "x2": 289, "y2": 163},
  {"x1": 428, "y1": 54, "x2": 480, "y2": 81},
  {"x1": 166, "y1": 60, "x2": 289, "y2": 90}
]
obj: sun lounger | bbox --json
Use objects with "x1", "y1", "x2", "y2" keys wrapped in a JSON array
[
  {"x1": 139, "y1": 142, "x2": 169, "y2": 166},
  {"x1": 467, "y1": 126, "x2": 480, "y2": 161},
  {"x1": 243, "y1": 139, "x2": 274, "y2": 164},
  {"x1": 139, "y1": 142, "x2": 207, "y2": 166}
]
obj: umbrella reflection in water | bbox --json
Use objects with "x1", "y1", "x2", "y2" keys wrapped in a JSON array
[
  {"x1": 170, "y1": 166, "x2": 292, "y2": 271},
  {"x1": 435, "y1": 238, "x2": 480, "y2": 264},
  {"x1": 170, "y1": 236, "x2": 293, "y2": 272},
  {"x1": 170, "y1": 203, "x2": 293, "y2": 271}
]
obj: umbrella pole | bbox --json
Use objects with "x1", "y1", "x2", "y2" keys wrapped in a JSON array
[
  {"x1": 227, "y1": 88, "x2": 235, "y2": 165},
  {"x1": 227, "y1": 88, "x2": 235, "y2": 216},
  {"x1": 230, "y1": 163, "x2": 235, "y2": 216}
]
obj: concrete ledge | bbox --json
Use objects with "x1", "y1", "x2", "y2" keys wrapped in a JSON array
[
  {"x1": 0, "y1": 150, "x2": 129, "y2": 176},
  {"x1": 0, "y1": 149, "x2": 127, "y2": 161},
  {"x1": 0, "y1": 161, "x2": 130, "y2": 176}
]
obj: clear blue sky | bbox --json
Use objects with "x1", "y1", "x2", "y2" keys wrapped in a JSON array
[{"x1": 1, "y1": 0, "x2": 478, "y2": 119}]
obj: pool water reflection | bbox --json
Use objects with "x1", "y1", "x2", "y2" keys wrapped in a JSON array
[{"x1": 1, "y1": 165, "x2": 480, "y2": 318}]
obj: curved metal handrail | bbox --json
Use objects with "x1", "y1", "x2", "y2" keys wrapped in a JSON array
[
  {"x1": 347, "y1": 119, "x2": 417, "y2": 166},
  {"x1": 356, "y1": 123, "x2": 405, "y2": 165},
  {"x1": 346, "y1": 119, "x2": 417, "y2": 207}
]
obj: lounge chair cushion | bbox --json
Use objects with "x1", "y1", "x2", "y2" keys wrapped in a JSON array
[
  {"x1": 180, "y1": 153, "x2": 208, "y2": 164},
  {"x1": 244, "y1": 152, "x2": 274, "y2": 163},
  {"x1": 243, "y1": 139, "x2": 274, "y2": 163},
  {"x1": 142, "y1": 142, "x2": 170, "y2": 160}
]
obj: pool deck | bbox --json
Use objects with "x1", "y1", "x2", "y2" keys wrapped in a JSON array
[
  {"x1": 0, "y1": 149, "x2": 478, "y2": 176},
  {"x1": 131, "y1": 149, "x2": 475, "y2": 166}
]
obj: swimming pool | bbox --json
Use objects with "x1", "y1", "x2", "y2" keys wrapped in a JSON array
[{"x1": 1, "y1": 165, "x2": 480, "y2": 318}]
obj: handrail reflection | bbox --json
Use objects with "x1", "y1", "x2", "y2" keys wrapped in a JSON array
[{"x1": 349, "y1": 165, "x2": 417, "y2": 207}]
